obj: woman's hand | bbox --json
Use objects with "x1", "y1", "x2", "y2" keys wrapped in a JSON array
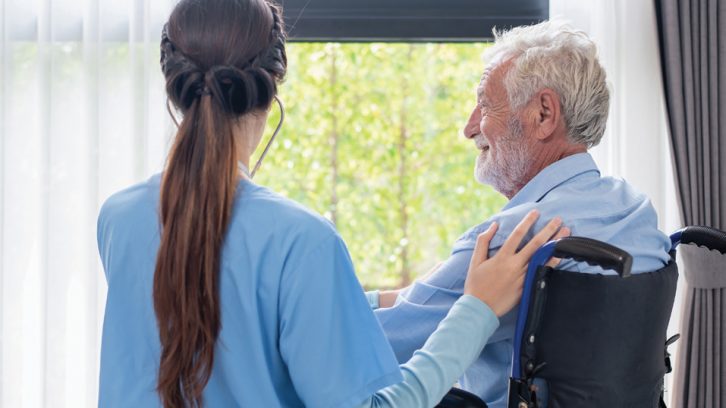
[{"x1": 464, "y1": 210, "x2": 570, "y2": 317}]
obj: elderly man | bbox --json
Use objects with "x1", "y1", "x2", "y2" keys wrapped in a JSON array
[{"x1": 368, "y1": 21, "x2": 672, "y2": 407}]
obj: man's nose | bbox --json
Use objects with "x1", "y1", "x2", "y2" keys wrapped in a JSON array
[{"x1": 463, "y1": 107, "x2": 480, "y2": 139}]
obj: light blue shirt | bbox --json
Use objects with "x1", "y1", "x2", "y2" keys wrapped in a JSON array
[
  {"x1": 98, "y1": 175, "x2": 403, "y2": 407},
  {"x1": 98, "y1": 174, "x2": 503, "y2": 408},
  {"x1": 374, "y1": 153, "x2": 672, "y2": 408}
]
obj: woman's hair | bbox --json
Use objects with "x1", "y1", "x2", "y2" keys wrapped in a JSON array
[{"x1": 153, "y1": 0, "x2": 286, "y2": 406}]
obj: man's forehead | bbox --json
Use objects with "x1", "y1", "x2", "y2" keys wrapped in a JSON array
[
  {"x1": 476, "y1": 65, "x2": 497, "y2": 102},
  {"x1": 476, "y1": 58, "x2": 513, "y2": 102}
]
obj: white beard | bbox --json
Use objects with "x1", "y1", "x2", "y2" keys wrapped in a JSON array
[{"x1": 474, "y1": 117, "x2": 531, "y2": 197}]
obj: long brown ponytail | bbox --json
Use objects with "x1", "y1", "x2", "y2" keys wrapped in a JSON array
[{"x1": 154, "y1": 1, "x2": 286, "y2": 406}]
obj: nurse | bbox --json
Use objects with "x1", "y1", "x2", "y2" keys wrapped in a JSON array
[{"x1": 96, "y1": 0, "x2": 567, "y2": 407}]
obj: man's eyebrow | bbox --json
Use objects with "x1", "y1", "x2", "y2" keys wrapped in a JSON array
[
  {"x1": 477, "y1": 90, "x2": 488, "y2": 107},
  {"x1": 480, "y1": 68, "x2": 491, "y2": 81},
  {"x1": 476, "y1": 71, "x2": 490, "y2": 106}
]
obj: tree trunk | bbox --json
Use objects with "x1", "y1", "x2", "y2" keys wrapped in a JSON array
[{"x1": 398, "y1": 45, "x2": 414, "y2": 287}]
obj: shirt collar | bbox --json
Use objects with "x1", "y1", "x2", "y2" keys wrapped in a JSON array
[{"x1": 503, "y1": 152, "x2": 600, "y2": 210}]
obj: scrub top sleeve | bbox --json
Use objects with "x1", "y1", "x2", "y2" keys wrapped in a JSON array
[
  {"x1": 96, "y1": 202, "x2": 114, "y2": 278},
  {"x1": 355, "y1": 295, "x2": 499, "y2": 408},
  {"x1": 278, "y1": 234, "x2": 403, "y2": 408},
  {"x1": 97, "y1": 212, "x2": 106, "y2": 269}
]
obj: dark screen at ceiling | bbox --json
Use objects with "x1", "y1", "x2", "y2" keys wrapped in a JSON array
[{"x1": 279, "y1": 0, "x2": 549, "y2": 42}]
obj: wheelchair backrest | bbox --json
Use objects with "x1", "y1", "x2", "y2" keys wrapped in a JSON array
[{"x1": 517, "y1": 261, "x2": 678, "y2": 407}]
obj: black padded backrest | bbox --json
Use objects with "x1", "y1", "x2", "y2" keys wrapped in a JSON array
[{"x1": 528, "y1": 261, "x2": 678, "y2": 407}]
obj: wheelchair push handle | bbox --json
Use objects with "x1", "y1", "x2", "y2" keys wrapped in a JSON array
[
  {"x1": 673, "y1": 226, "x2": 726, "y2": 254},
  {"x1": 550, "y1": 237, "x2": 633, "y2": 278}
]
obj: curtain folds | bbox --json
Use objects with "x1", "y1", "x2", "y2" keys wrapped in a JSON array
[
  {"x1": 675, "y1": 245, "x2": 726, "y2": 408},
  {"x1": 655, "y1": 0, "x2": 725, "y2": 406},
  {"x1": 0, "y1": 1, "x2": 174, "y2": 406}
]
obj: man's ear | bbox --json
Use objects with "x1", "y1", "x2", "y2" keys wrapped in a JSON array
[{"x1": 530, "y1": 88, "x2": 562, "y2": 141}]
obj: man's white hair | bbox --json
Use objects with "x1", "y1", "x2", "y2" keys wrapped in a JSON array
[{"x1": 484, "y1": 20, "x2": 610, "y2": 148}]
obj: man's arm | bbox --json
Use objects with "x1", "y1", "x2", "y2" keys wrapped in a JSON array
[
  {"x1": 368, "y1": 262, "x2": 446, "y2": 310},
  {"x1": 374, "y1": 213, "x2": 567, "y2": 363},
  {"x1": 374, "y1": 248, "x2": 484, "y2": 363}
]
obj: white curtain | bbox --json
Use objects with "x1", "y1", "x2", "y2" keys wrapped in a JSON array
[
  {"x1": 1, "y1": 0, "x2": 175, "y2": 406},
  {"x1": 550, "y1": 0, "x2": 683, "y2": 403}
]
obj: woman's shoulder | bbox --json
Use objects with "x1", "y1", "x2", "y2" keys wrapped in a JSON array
[
  {"x1": 234, "y1": 180, "x2": 340, "y2": 241},
  {"x1": 98, "y1": 174, "x2": 160, "y2": 224},
  {"x1": 99, "y1": 174, "x2": 160, "y2": 223}
]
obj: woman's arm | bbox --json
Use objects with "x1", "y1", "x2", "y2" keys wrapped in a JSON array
[
  {"x1": 355, "y1": 211, "x2": 568, "y2": 408},
  {"x1": 356, "y1": 294, "x2": 496, "y2": 407}
]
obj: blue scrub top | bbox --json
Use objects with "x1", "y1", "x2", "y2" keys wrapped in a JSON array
[{"x1": 97, "y1": 174, "x2": 403, "y2": 407}]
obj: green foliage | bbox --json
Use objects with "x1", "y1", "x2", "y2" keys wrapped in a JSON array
[{"x1": 255, "y1": 43, "x2": 507, "y2": 289}]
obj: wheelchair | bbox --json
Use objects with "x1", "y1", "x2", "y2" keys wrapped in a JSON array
[{"x1": 437, "y1": 226, "x2": 726, "y2": 408}]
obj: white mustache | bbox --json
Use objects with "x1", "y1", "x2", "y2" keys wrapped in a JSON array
[{"x1": 473, "y1": 135, "x2": 489, "y2": 150}]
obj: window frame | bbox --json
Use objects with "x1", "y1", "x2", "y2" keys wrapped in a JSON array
[{"x1": 280, "y1": 0, "x2": 549, "y2": 42}]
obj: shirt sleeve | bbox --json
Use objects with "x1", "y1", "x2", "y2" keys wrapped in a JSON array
[
  {"x1": 365, "y1": 290, "x2": 381, "y2": 310},
  {"x1": 278, "y1": 234, "x2": 403, "y2": 408},
  {"x1": 374, "y1": 233, "x2": 511, "y2": 363},
  {"x1": 373, "y1": 248, "x2": 474, "y2": 363},
  {"x1": 355, "y1": 295, "x2": 500, "y2": 408}
]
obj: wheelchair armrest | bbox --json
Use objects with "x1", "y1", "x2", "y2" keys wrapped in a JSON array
[
  {"x1": 673, "y1": 225, "x2": 726, "y2": 254},
  {"x1": 436, "y1": 387, "x2": 488, "y2": 408}
]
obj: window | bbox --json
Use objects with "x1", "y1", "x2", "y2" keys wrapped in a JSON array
[
  {"x1": 255, "y1": 43, "x2": 507, "y2": 288},
  {"x1": 261, "y1": 0, "x2": 548, "y2": 287}
]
